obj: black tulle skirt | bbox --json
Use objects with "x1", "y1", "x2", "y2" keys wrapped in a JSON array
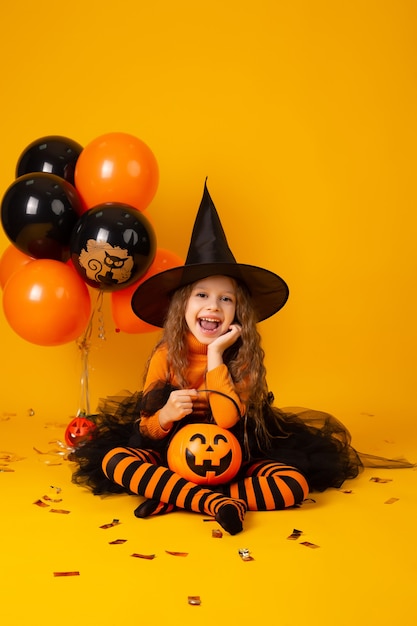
[{"x1": 70, "y1": 390, "x2": 414, "y2": 496}]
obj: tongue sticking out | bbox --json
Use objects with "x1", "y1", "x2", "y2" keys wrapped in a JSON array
[{"x1": 200, "y1": 319, "x2": 219, "y2": 331}]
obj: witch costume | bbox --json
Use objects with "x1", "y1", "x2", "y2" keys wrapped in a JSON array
[{"x1": 71, "y1": 182, "x2": 412, "y2": 533}]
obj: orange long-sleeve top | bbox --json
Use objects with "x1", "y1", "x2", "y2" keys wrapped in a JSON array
[{"x1": 139, "y1": 333, "x2": 247, "y2": 440}]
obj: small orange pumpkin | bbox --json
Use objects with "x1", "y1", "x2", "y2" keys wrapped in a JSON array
[
  {"x1": 167, "y1": 423, "x2": 242, "y2": 485},
  {"x1": 64, "y1": 416, "x2": 96, "y2": 447}
]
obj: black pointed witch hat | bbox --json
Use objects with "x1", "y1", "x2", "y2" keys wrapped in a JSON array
[{"x1": 131, "y1": 181, "x2": 289, "y2": 327}]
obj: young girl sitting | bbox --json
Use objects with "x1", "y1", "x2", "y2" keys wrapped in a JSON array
[{"x1": 72, "y1": 182, "x2": 362, "y2": 535}]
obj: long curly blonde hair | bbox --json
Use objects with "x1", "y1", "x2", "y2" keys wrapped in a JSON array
[{"x1": 144, "y1": 277, "x2": 277, "y2": 453}]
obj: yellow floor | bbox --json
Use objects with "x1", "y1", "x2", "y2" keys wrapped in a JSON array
[{"x1": 1, "y1": 411, "x2": 416, "y2": 626}]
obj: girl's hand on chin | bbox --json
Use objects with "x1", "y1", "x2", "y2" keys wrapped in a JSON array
[{"x1": 209, "y1": 324, "x2": 242, "y2": 353}]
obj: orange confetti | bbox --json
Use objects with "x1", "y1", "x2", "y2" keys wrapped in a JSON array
[
  {"x1": 131, "y1": 553, "x2": 156, "y2": 560},
  {"x1": 300, "y1": 541, "x2": 320, "y2": 549}
]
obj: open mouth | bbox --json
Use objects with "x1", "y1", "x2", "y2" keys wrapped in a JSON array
[{"x1": 198, "y1": 317, "x2": 221, "y2": 332}]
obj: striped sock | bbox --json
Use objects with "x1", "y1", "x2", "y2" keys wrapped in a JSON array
[
  {"x1": 134, "y1": 499, "x2": 176, "y2": 518},
  {"x1": 210, "y1": 497, "x2": 247, "y2": 535}
]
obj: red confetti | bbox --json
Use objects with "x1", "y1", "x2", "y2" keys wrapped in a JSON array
[
  {"x1": 43, "y1": 495, "x2": 63, "y2": 502},
  {"x1": 100, "y1": 519, "x2": 120, "y2": 529},
  {"x1": 33, "y1": 499, "x2": 49, "y2": 508}
]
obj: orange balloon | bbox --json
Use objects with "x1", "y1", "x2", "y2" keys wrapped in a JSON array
[
  {"x1": 111, "y1": 281, "x2": 156, "y2": 334},
  {"x1": 0, "y1": 245, "x2": 34, "y2": 289},
  {"x1": 111, "y1": 248, "x2": 183, "y2": 333},
  {"x1": 74, "y1": 132, "x2": 159, "y2": 212},
  {"x1": 2, "y1": 259, "x2": 91, "y2": 346}
]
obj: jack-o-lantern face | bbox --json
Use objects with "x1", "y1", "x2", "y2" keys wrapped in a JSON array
[
  {"x1": 167, "y1": 423, "x2": 242, "y2": 485},
  {"x1": 64, "y1": 416, "x2": 96, "y2": 447}
]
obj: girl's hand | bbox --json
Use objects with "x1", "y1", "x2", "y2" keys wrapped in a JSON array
[
  {"x1": 158, "y1": 389, "x2": 198, "y2": 430},
  {"x1": 206, "y1": 324, "x2": 242, "y2": 371},
  {"x1": 208, "y1": 324, "x2": 242, "y2": 354}
]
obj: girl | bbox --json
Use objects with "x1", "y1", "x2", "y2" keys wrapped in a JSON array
[{"x1": 72, "y1": 182, "x2": 362, "y2": 535}]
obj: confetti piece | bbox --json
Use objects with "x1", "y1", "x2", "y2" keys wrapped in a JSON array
[
  {"x1": 50, "y1": 485, "x2": 62, "y2": 494},
  {"x1": 109, "y1": 539, "x2": 127, "y2": 545},
  {"x1": 1, "y1": 413, "x2": 17, "y2": 421},
  {"x1": 131, "y1": 553, "x2": 156, "y2": 560},
  {"x1": 384, "y1": 497, "x2": 399, "y2": 504},
  {"x1": 238, "y1": 548, "x2": 254, "y2": 562},
  {"x1": 188, "y1": 596, "x2": 201, "y2": 606},
  {"x1": 300, "y1": 541, "x2": 320, "y2": 549},
  {"x1": 340, "y1": 489, "x2": 353, "y2": 494},
  {"x1": 43, "y1": 495, "x2": 63, "y2": 503},
  {"x1": 33, "y1": 499, "x2": 49, "y2": 508},
  {"x1": 49, "y1": 509, "x2": 71, "y2": 514},
  {"x1": 100, "y1": 519, "x2": 120, "y2": 529},
  {"x1": 166, "y1": 551, "x2": 188, "y2": 557},
  {"x1": 53, "y1": 571, "x2": 80, "y2": 577},
  {"x1": 202, "y1": 518, "x2": 216, "y2": 522},
  {"x1": 370, "y1": 477, "x2": 393, "y2": 483},
  {"x1": 212, "y1": 529, "x2": 223, "y2": 538},
  {"x1": 287, "y1": 529, "x2": 303, "y2": 540},
  {"x1": 0, "y1": 451, "x2": 25, "y2": 462},
  {"x1": 33, "y1": 446, "x2": 65, "y2": 456}
]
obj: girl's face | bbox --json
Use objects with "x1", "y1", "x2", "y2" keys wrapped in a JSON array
[{"x1": 185, "y1": 275, "x2": 237, "y2": 344}]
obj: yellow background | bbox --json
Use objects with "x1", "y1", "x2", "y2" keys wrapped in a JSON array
[{"x1": 1, "y1": 2, "x2": 416, "y2": 625}]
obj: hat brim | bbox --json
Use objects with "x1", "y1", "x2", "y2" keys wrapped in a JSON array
[{"x1": 131, "y1": 262, "x2": 289, "y2": 327}]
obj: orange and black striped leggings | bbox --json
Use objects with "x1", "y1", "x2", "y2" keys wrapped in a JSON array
[{"x1": 102, "y1": 447, "x2": 309, "y2": 515}]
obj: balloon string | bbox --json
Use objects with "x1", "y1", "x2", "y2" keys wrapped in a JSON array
[
  {"x1": 78, "y1": 344, "x2": 91, "y2": 417},
  {"x1": 76, "y1": 290, "x2": 105, "y2": 417}
]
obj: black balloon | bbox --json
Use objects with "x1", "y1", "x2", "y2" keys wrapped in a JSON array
[
  {"x1": 1, "y1": 173, "x2": 82, "y2": 262},
  {"x1": 16, "y1": 135, "x2": 83, "y2": 185},
  {"x1": 70, "y1": 203, "x2": 157, "y2": 291}
]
